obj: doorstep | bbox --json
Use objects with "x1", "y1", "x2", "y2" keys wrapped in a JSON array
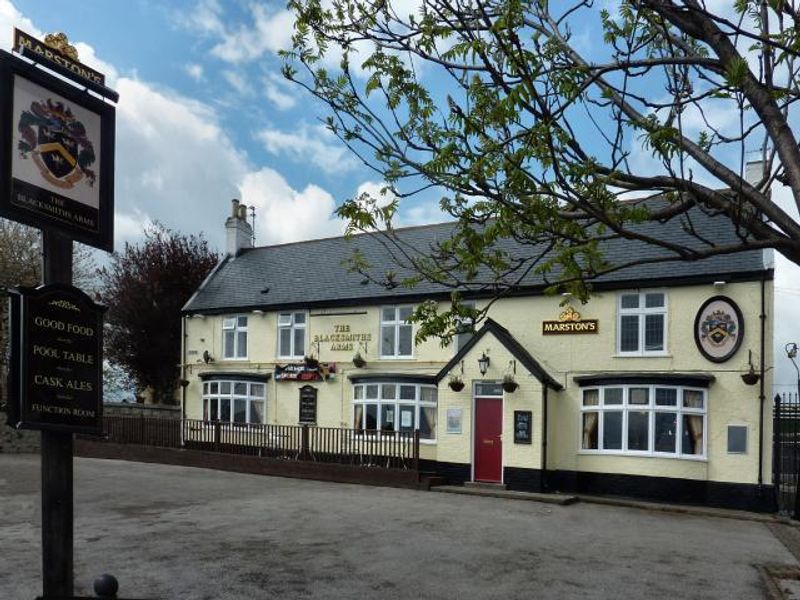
[{"x1": 433, "y1": 485, "x2": 578, "y2": 506}]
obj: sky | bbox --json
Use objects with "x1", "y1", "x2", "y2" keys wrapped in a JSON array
[{"x1": 2, "y1": 0, "x2": 800, "y2": 391}]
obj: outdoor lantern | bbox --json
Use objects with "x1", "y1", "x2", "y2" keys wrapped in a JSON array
[{"x1": 478, "y1": 352, "x2": 490, "y2": 375}]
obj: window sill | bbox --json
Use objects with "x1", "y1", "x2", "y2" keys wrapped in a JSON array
[
  {"x1": 378, "y1": 356, "x2": 416, "y2": 360},
  {"x1": 613, "y1": 352, "x2": 672, "y2": 358},
  {"x1": 220, "y1": 357, "x2": 249, "y2": 362},
  {"x1": 577, "y1": 450, "x2": 706, "y2": 462}
]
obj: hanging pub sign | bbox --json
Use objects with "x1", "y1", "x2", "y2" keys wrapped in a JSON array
[
  {"x1": 694, "y1": 296, "x2": 744, "y2": 363},
  {"x1": 7, "y1": 284, "x2": 105, "y2": 434},
  {"x1": 298, "y1": 385, "x2": 318, "y2": 425},
  {"x1": 0, "y1": 39, "x2": 115, "y2": 251},
  {"x1": 542, "y1": 306, "x2": 598, "y2": 334},
  {"x1": 274, "y1": 362, "x2": 337, "y2": 382}
]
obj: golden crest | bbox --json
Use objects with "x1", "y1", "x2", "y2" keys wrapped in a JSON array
[
  {"x1": 43, "y1": 32, "x2": 79, "y2": 61},
  {"x1": 559, "y1": 306, "x2": 582, "y2": 322}
]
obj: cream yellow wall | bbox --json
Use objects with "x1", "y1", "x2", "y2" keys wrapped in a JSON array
[{"x1": 183, "y1": 278, "x2": 772, "y2": 485}]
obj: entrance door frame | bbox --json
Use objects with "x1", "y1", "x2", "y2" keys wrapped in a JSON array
[{"x1": 471, "y1": 381, "x2": 504, "y2": 484}]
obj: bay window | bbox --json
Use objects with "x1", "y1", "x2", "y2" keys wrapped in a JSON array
[
  {"x1": 202, "y1": 380, "x2": 265, "y2": 424},
  {"x1": 581, "y1": 384, "x2": 705, "y2": 458},
  {"x1": 617, "y1": 291, "x2": 667, "y2": 355},
  {"x1": 353, "y1": 382, "x2": 437, "y2": 440}
]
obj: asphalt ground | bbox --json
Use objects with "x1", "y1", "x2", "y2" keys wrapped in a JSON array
[{"x1": 0, "y1": 454, "x2": 796, "y2": 599}]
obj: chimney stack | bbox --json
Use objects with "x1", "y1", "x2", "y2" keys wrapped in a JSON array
[{"x1": 225, "y1": 198, "x2": 253, "y2": 256}]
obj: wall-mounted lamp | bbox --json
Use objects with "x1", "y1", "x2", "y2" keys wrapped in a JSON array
[
  {"x1": 713, "y1": 281, "x2": 727, "y2": 288},
  {"x1": 478, "y1": 352, "x2": 490, "y2": 376},
  {"x1": 193, "y1": 314, "x2": 205, "y2": 319},
  {"x1": 252, "y1": 309, "x2": 264, "y2": 315}
]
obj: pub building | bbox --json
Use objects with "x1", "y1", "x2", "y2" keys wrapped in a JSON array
[{"x1": 181, "y1": 198, "x2": 774, "y2": 511}]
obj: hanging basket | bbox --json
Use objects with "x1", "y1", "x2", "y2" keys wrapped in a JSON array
[
  {"x1": 353, "y1": 354, "x2": 367, "y2": 368},
  {"x1": 448, "y1": 379, "x2": 465, "y2": 392},
  {"x1": 304, "y1": 356, "x2": 319, "y2": 369},
  {"x1": 502, "y1": 380, "x2": 519, "y2": 393},
  {"x1": 741, "y1": 370, "x2": 760, "y2": 386}
]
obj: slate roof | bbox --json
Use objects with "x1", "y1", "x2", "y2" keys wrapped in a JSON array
[{"x1": 183, "y1": 201, "x2": 770, "y2": 314}]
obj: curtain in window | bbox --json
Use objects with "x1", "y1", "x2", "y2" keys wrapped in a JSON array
[
  {"x1": 582, "y1": 412, "x2": 599, "y2": 449},
  {"x1": 353, "y1": 405, "x2": 364, "y2": 431},
  {"x1": 684, "y1": 415, "x2": 703, "y2": 455}
]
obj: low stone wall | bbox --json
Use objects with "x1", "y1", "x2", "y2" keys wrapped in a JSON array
[{"x1": 0, "y1": 411, "x2": 39, "y2": 454}]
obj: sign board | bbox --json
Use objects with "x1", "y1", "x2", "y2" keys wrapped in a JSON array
[
  {"x1": 0, "y1": 49, "x2": 115, "y2": 251},
  {"x1": 542, "y1": 306, "x2": 598, "y2": 335},
  {"x1": 275, "y1": 362, "x2": 336, "y2": 382},
  {"x1": 514, "y1": 411, "x2": 532, "y2": 444},
  {"x1": 694, "y1": 295, "x2": 744, "y2": 363},
  {"x1": 298, "y1": 385, "x2": 318, "y2": 425},
  {"x1": 7, "y1": 284, "x2": 104, "y2": 434}
]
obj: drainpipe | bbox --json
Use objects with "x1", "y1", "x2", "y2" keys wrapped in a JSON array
[
  {"x1": 758, "y1": 273, "x2": 766, "y2": 486},
  {"x1": 542, "y1": 385, "x2": 548, "y2": 493}
]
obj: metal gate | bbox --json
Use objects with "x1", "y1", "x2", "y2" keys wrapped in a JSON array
[{"x1": 774, "y1": 392, "x2": 800, "y2": 517}]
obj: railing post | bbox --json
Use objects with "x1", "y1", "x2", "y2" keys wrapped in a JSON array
[
  {"x1": 774, "y1": 394, "x2": 782, "y2": 514},
  {"x1": 413, "y1": 429, "x2": 420, "y2": 474},
  {"x1": 301, "y1": 424, "x2": 310, "y2": 460},
  {"x1": 214, "y1": 422, "x2": 221, "y2": 452}
]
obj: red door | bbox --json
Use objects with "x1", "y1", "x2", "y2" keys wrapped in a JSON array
[{"x1": 474, "y1": 398, "x2": 502, "y2": 483}]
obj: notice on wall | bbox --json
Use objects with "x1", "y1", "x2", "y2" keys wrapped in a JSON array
[
  {"x1": 514, "y1": 411, "x2": 532, "y2": 444},
  {"x1": 7, "y1": 284, "x2": 104, "y2": 434},
  {"x1": 298, "y1": 385, "x2": 317, "y2": 425}
]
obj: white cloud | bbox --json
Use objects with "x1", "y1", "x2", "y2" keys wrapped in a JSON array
[
  {"x1": 239, "y1": 168, "x2": 345, "y2": 244},
  {"x1": 257, "y1": 122, "x2": 358, "y2": 174},
  {"x1": 184, "y1": 63, "x2": 204, "y2": 82},
  {"x1": 176, "y1": 0, "x2": 226, "y2": 37},
  {"x1": 264, "y1": 72, "x2": 296, "y2": 110},
  {"x1": 223, "y1": 70, "x2": 250, "y2": 95},
  {"x1": 211, "y1": 5, "x2": 295, "y2": 63}
]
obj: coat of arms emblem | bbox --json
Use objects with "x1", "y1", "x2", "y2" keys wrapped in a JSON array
[
  {"x1": 700, "y1": 309, "x2": 737, "y2": 347},
  {"x1": 17, "y1": 98, "x2": 96, "y2": 190}
]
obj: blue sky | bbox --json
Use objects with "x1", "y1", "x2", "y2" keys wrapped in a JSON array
[{"x1": 3, "y1": 0, "x2": 800, "y2": 389}]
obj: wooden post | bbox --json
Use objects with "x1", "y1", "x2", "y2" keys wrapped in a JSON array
[{"x1": 41, "y1": 230, "x2": 74, "y2": 597}]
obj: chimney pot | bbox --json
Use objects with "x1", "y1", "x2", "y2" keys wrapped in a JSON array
[
  {"x1": 231, "y1": 198, "x2": 240, "y2": 218},
  {"x1": 225, "y1": 199, "x2": 252, "y2": 256}
]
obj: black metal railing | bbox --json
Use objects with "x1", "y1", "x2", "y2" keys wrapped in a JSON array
[
  {"x1": 93, "y1": 416, "x2": 419, "y2": 472},
  {"x1": 774, "y1": 392, "x2": 800, "y2": 518}
]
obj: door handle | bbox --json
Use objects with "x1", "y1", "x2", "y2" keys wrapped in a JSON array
[{"x1": 483, "y1": 439, "x2": 494, "y2": 445}]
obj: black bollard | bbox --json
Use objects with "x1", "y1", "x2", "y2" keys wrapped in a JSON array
[{"x1": 93, "y1": 573, "x2": 119, "y2": 599}]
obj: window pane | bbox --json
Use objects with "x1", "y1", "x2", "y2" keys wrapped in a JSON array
[
  {"x1": 220, "y1": 398, "x2": 230, "y2": 422},
  {"x1": 398, "y1": 324, "x2": 413, "y2": 356},
  {"x1": 420, "y1": 387, "x2": 437, "y2": 404},
  {"x1": 399, "y1": 405, "x2": 415, "y2": 432},
  {"x1": 223, "y1": 318, "x2": 236, "y2": 329},
  {"x1": 583, "y1": 389, "x2": 599, "y2": 406},
  {"x1": 382, "y1": 307, "x2": 395, "y2": 322},
  {"x1": 655, "y1": 412, "x2": 677, "y2": 453},
  {"x1": 210, "y1": 382, "x2": 219, "y2": 394},
  {"x1": 682, "y1": 415, "x2": 704, "y2": 455},
  {"x1": 400, "y1": 385, "x2": 416, "y2": 400},
  {"x1": 455, "y1": 331, "x2": 474, "y2": 353},
  {"x1": 727, "y1": 426, "x2": 747, "y2": 453},
  {"x1": 655, "y1": 388, "x2": 677, "y2": 406},
  {"x1": 381, "y1": 384, "x2": 397, "y2": 400},
  {"x1": 365, "y1": 404, "x2": 378, "y2": 430},
  {"x1": 365, "y1": 385, "x2": 379, "y2": 399},
  {"x1": 620, "y1": 315, "x2": 639, "y2": 352},
  {"x1": 203, "y1": 399, "x2": 209, "y2": 420},
  {"x1": 294, "y1": 312, "x2": 306, "y2": 324},
  {"x1": 603, "y1": 412, "x2": 623, "y2": 450},
  {"x1": 353, "y1": 405, "x2": 364, "y2": 430},
  {"x1": 645, "y1": 293, "x2": 665, "y2": 308},
  {"x1": 293, "y1": 328, "x2": 305, "y2": 356},
  {"x1": 210, "y1": 400, "x2": 218, "y2": 421},
  {"x1": 250, "y1": 384, "x2": 265, "y2": 398},
  {"x1": 381, "y1": 325, "x2": 395, "y2": 356},
  {"x1": 203, "y1": 382, "x2": 208, "y2": 394},
  {"x1": 237, "y1": 316, "x2": 248, "y2": 328},
  {"x1": 279, "y1": 329, "x2": 291, "y2": 356},
  {"x1": 224, "y1": 331, "x2": 235, "y2": 357},
  {"x1": 420, "y1": 406, "x2": 436, "y2": 439},
  {"x1": 234, "y1": 382, "x2": 247, "y2": 395},
  {"x1": 644, "y1": 314, "x2": 664, "y2": 351},
  {"x1": 683, "y1": 390, "x2": 704, "y2": 410},
  {"x1": 381, "y1": 405, "x2": 395, "y2": 431},
  {"x1": 398, "y1": 306, "x2": 413, "y2": 321},
  {"x1": 237, "y1": 331, "x2": 247, "y2": 357},
  {"x1": 582, "y1": 412, "x2": 599, "y2": 449},
  {"x1": 604, "y1": 388, "x2": 623, "y2": 405},
  {"x1": 475, "y1": 383, "x2": 503, "y2": 396},
  {"x1": 354, "y1": 385, "x2": 363, "y2": 400},
  {"x1": 233, "y1": 399, "x2": 247, "y2": 423},
  {"x1": 628, "y1": 411, "x2": 649, "y2": 451},
  {"x1": 621, "y1": 294, "x2": 639, "y2": 309},
  {"x1": 219, "y1": 382, "x2": 230, "y2": 394},
  {"x1": 629, "y1": 388, "x2": 649, "y2": 405},
  {"x1": 250, "y1": 401, "x2": 264, "y2": 424}
]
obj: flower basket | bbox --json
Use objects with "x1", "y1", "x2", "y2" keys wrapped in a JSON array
[
  {"x1": 502, "y1": 377, "x2": 518, "y2": 393},
  {"x1": 448, "y1": 378, "x2": 465, "y2": 392},
  {"x1": 304, "y1": 356, "x2": 319, "y2": 369},
  {"x1": 353, "y1": 353, "x2": 367, "y2": 368}
]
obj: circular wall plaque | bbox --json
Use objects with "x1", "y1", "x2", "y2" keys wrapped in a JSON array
[{"x1": 693, "y1": 296, "x2": 744, "y2": 363}]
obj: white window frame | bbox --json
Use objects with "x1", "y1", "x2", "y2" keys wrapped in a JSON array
[
  {"x1": 616, "y1": 290, "x2": 668, "y2": 356},
  {"x1": 352, "y1": 382, "x2": 437, "y2": 442},
  {"x1": 578, "y1": 384, "x2": 706, "y2": 460},
  {"x1": 222, "y1": 315, "x2": 248, "y2": 360},
  {"x1": 202, "y1": 380, "x2": 266, "y2": 425},
  {"x1": 277, "y1": 311, "x2": 307, "y2": 359},
  {"x1": 380, "y1": 305, "x2": 414, "y2": 359}
]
